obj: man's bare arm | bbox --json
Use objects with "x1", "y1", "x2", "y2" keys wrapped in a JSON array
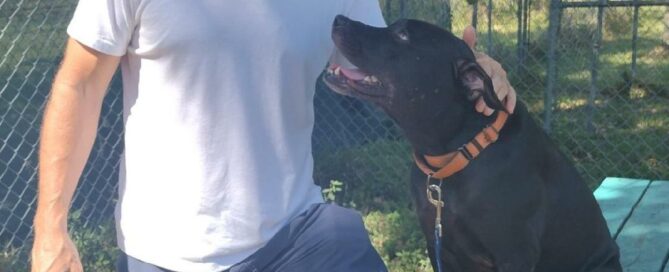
[{"x1": 32, "y1": 38, "x2": 120, "y2": 272}]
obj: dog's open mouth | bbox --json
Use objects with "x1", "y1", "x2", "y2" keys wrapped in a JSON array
[{"x1": 323, "y1": 63, "x2": 386, "y2": 98}]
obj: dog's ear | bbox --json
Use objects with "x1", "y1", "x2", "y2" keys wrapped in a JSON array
[{"x1": 455, "y1": 59, "x2": 506, "y2": 112}]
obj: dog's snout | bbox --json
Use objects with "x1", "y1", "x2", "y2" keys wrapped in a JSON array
[{"x1": 333, "y1": 15, "x2": 350, "y2": 29}]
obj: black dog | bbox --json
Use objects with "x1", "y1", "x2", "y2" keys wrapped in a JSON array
[{"x1": 324, "y1": 15, "x2": 621, "y2": 272}]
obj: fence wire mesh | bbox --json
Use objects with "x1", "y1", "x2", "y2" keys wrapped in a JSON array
[{"x1": 1, "y1": 0, "x2": 668, "y2": 270}]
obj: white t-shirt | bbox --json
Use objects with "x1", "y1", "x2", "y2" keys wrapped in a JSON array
[{"x1": 67, "y1": 1, "x2": 385, "y2": 271}]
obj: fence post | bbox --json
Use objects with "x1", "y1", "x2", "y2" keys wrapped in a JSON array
[
  {"x1": 400, "y1": 0, "x2": 406, "y2": 18},
  {"x1": 630, "y1": 0, "x2": 640, "y2": 91},
  {"x1": 443, "y1": 0, "x2": 452, "y2": 30},
  {"x1": 517, "y1": 0, "x2": 530, "y2": 68},
  {"x1": 587, "y1": 0, "x2": 605, "y2": 133},
  {"x1": 385, "y1": 0, "x2": 392, "y2": 18},
  {"x1": 517, "y1": 0, "x2": 523, "y2": 67},
  {"x1": 544, "y1": 0, "x2": 561, "y2": 133},
  {"x1": 523, "y1": 0, "x2": 530, "y2": 61},
  {"x1": 487, "y1": 0, "x2": 493, "y2": 54},
  {"x1": 471, "y1": 0, "x2": 479, "y2": 29}
]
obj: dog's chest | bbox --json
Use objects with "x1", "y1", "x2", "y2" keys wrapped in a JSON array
[
  {"x1": 440, "y1": 206, "x2": 496, "y2": 271},
  {"x1": 421, "y1": 185, "x2": 497, "y2": 272}
]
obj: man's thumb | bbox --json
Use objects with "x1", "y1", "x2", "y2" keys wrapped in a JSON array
[{"x1": 463, "y1": 26, "x2": 477, "y2": 49}]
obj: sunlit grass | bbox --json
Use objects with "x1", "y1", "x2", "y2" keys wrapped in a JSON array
[
  {"x1": 635, "y1": 118, "x2": 668, "y2": 130},
  {"x1": 557, "y1": 97, "x2": 588, "y2": 110}
]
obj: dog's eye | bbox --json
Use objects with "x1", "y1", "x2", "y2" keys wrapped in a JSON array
[{"x1": 394, "y1": 30, "x2": 409, "y2": 42}]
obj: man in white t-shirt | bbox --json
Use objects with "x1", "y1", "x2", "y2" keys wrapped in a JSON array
[{"x1": 31, "y1": 1, "x2": 516, "y2": 271}]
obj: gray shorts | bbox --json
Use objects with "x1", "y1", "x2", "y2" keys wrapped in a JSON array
[{"x1": 115, "y1": 203, "x2": 387, "y2": 272}]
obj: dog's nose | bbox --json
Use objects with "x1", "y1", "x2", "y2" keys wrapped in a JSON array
[{"x1": 333, "y1": 15, "x2": 350, "y2": 28}]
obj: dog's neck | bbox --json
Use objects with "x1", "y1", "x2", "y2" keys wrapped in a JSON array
[
  {"x1": 412, "y1": 103, "x2": 499, "y2": 166},
  {"x1": 446, "y1": 107, "x2": 498, "y2": 149}
]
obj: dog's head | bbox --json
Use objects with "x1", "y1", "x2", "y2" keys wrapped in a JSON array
[{"x1": 324, "y1": 15, "x2": 505, "y2": 154}]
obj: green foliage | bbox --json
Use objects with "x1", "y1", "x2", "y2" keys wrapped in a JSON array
[
  {"x1": 314, "y1": 139, "x2": 413, "y2": 212},
  {"x1": 364, "y1": 209, "x2": 432, "y2": 272},
  {"x1": 0, "y1": 247, "x2": 21, "y2": 272},
  {"x1": 322, "y1": 180, "x2": 344, "y2": 203},
  {"x1": 315, "y1": 140, "x2": 435, "y2": 269},
  {"x1": 69, "y1": 211, "x2": 118, "y2": 272}
]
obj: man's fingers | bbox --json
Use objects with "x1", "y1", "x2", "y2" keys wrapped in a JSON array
[
  {"x1": 31, "y1": 234, "x2": 83, "y2": 272},
  {"x1": 463, "y1": 26, "x2": 477, "y2": 49},
  {"x1": 492, "y1": 74, "x2": 508, "y2": 96},
  {"x1": 483, "y1": 106, "x2": 495, "y2": 116},
  {"x1": 476, "y1": 98, "x2": 495, "y2": 116},
  {"x1": 69, "y1": 239, "x2": 84, "y2": 272},
  {"x1": 475, "y1": 56, "x2": 497, "y2": 77},
  {"x1": 475, "y1": 97, "x2": 486, "y2": 113}
]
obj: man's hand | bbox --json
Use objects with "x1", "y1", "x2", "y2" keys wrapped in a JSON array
[
  {"x1": 462, "y1": 26, "x2": 517, "y2": 116},
  {"x1": 31, "y1": 230, "x2": 83, "y2": 272}
]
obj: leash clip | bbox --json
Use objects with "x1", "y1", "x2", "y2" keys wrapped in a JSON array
[
  {"x1": 426, "y1": 174, "x2": 446, "y2": 272},
  {"x1": 426, "y1": 175, "x2": 444, "y2": 237}
]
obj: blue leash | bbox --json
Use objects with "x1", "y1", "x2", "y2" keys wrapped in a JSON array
[
  {"x1": 434, "y1": 227, "x2": 443, "y2": 272},
  {"x1": 427, "y1": 176, "x2": 445, "y2": 272}
]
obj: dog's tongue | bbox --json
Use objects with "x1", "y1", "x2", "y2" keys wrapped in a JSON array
[{"x1": 340, "y1": 67, "x2": 367, "y2": 81}]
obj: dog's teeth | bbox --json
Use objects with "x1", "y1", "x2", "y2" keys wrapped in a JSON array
[
  {"x1": 334, "y1": 67, "x2": 341, "y2": 76},
  {"x1": 363, "y1": 76, "x2": 372, "y2": 83},
  {"x1": 327, "y1": 68, "x2": 334, "y2": 74},
  {"x1": 370, "y1": 76, "x2": 379, "y2": 83}
]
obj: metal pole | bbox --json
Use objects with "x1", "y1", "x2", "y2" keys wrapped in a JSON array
[
  {"x1": 444, "y1": 0, "x2": 452, "y2": 30},
  {"x1": 544, "y1": 0, "x2": 561, "y2": 133},
  {"x1": 523, "y1": 0, "x2": 530, "y2": 62},
  {"x1": 527, "y1": 0, "x2": 532, "y2": 52},
  {"x1": 400, "y1": 0, "x2": 406, "y2": 18},
  {"x1": 587, "y1": 0, "x2": 605, "y2": 133},
  {"x1": 487, "y1": 0, "x2": 493, "y2": 54},
  {"x1": 385, "y1": 0, "x2": 392, "y2": 19},
  {"x1": 472, "y1": 0, "x2": 479, "y2": 29},
  {"x1": 517, "y1": 0, "x2": 523, "y2": 66},
  {"x1": 630, "y1": 0, "x2": 640, "y2": 88}
]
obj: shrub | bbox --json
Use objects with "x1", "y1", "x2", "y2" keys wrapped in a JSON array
[
  {"x1": 315, "y1": 140, "x2": 434, "y2": 270},
  {"x1": 0, "y1": 247, "x2": 21, "y2": 272},
  {"x1": 364, "y1": 209, "x2": 432, "y2": 272},
  {"x1": 69, "y1": 211, "x2": 118, "y2": 272}
]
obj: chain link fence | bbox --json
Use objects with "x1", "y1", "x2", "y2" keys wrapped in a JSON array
[{"x1": 1, "y1": 0, "x2": 668, "y2": 270}]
